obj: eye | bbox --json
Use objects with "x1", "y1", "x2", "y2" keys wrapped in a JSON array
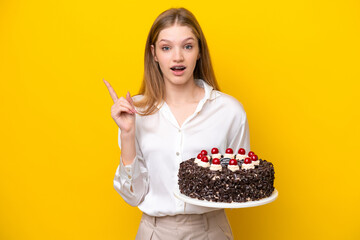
[
  {"x1": 185, "y1": 44, "x2": 193, "y2": 50},
  {"x1": 161, "y1": 46, "x2": 170, "y2": 51}
]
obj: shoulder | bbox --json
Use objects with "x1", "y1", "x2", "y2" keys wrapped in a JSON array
[
  {"x1": 131, "y1": 94, "x2": 159, "y2": 121},
  {"x1": 131, "y1": 94, "x2": 146, "y2": 113},
  {"x1": 210, "y1": 90, "x2": 246, "y2": 115},
  {"x1": 131, "y1": 94, "x2": 144, "y2": 102}
]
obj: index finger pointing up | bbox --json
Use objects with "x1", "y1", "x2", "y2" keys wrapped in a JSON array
[{"x1": 103, "y1": 78, "x2": 118, "y2": 103}]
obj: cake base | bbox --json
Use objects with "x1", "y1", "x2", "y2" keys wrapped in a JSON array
[{"x1": 174, "y1": 188, "x2": 278, "y2": 209}]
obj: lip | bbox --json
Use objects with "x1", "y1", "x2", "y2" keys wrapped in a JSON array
[
  {"x1": 170, "y1": 64, "x2": 186, "y2": 76},
  {"x1": 171, "y1": 68, "x2": 186, "y2": 76}
]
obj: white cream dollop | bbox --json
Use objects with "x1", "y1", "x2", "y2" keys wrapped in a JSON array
[
  {"x1": 224, "y1": 154, "x2": 234, "y2": 159},
  {"x1": 212, "y1": 153, "x2": 221, "y2": 159},
  {"x1": 228, "y1": 165, "x2": 240, "y2": 172},
  {"x1": 210, "y1": 164, "x2": 222, "y2": 171},
  {"x1": 194, "y1": 158, "x2": 201, "y2": 164},
  {"x1": 198, "y1": 161, "x2": 210, "y2": 168},
  {"x1": 252, "y1": 160, "x2": 260, "y2": 166},
  {"x1": 241, "y1": 163, "x2": 255, "y2": 170},
  {"x1": 236, "y1": 154, "x2": 246, "y2": 160}
]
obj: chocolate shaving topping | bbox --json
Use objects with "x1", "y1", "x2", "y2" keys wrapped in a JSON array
[{"x1": 178, "y1": 158, "x2": 275, "y2": 203}]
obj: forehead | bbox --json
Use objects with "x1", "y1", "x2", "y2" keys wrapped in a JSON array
[{"x1": 157, "y1": 25, "x2": 196, "y2": 43}]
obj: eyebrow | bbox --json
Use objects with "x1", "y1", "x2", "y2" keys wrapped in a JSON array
[{"x1": 158, "y1": 37, "x2": 195, "y2": 43}]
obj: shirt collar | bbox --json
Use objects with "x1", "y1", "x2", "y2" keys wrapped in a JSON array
[
  {"x1": 156, "y1": 79, "x2": 220, "y2": 128},
  {"x1": 195, "y1": 79, "x2": 220, "y2": 101},
  {"x1": 156, "y1": 79, "x2": 219, "y2": 109}
]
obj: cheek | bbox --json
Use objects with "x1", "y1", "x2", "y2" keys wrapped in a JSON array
[
  {"x1": 189, "y1": 53, "x2": 199, "y2": 65},
  {"x1": 158, "y1": 64, "x2": 166, "y2": 74},
  {"x1": 157, "y1": 60, "x2": 169, "y2": 74},
  {"x1": 157, "y1": 58, "x2": 167, "y2": 68},
  {"x1": 156, "y1": 52, "x2": 168, "y2": 64}
]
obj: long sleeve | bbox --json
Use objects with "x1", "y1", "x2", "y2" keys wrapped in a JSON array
[
  {"x1": 228, "y1": 111, "x2": 250, "y2": 153},
  {"x1": 113, "y1": 128, "x2": 149, "y2": 207}
]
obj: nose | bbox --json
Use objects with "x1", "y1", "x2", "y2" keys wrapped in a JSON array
[{"x1": 173, "y1": 47, "x2": 184, "y2": 62}]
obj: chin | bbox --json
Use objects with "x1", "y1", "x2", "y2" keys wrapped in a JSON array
[{"x1": 164, "y1": 74, "x2": 194, "y2": 86}]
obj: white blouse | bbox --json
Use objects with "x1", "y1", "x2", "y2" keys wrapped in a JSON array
[{"x1": 113, "y1": 79, "x2": 250, "y2": 217}]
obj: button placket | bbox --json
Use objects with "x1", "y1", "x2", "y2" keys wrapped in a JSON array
[{"x1": 176, "y1": 128, "x2": 183, "y2": 160}]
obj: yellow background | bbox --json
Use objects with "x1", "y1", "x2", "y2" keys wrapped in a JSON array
[{"x1": 1, "y1": 0, "x2": 359, "y2": 239}]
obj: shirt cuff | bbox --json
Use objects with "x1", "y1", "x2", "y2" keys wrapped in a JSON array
[{"x1": 120, "y1": 157, "x2": 135, "y2": 181}]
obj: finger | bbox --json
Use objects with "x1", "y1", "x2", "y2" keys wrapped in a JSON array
[
  {"x1": 126, "y1": 92, "x2": 137, "y2": 113},
  {"x1": 103, "y1": 78, "x2": 118, "y2": 103},
  {"x1": 112, "y1": 104, "x2": 134, "y2": 115},
  {"x1": 126, "y1": 92, "x2": 134, "y2": 105},
  {"x1": 117, "y1": 97, "x2": 135, "y2": 112},
  {"x1": 118, "y1": 106, "x2": 134, "y2": 115}
]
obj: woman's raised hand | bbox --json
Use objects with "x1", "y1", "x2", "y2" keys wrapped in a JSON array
[{"x1": 103, "y1": 79, "x2": 136, "y2": 134}]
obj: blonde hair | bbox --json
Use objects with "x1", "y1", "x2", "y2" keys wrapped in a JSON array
[{"x1": 134, "y1": 7, "x2": 220, "y2": 115}]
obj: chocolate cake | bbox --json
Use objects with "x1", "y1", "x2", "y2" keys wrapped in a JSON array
[{"x1": 178, "y1": 148, "x2": 275, "y2": 203}]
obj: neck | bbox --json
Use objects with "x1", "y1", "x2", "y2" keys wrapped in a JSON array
[{"x1": 164, "y1": 78, "x2": 204, "y2": 105}]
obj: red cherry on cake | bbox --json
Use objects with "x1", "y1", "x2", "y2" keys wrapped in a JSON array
[
  {"x1": 211, "y1": 148, "x2": 219, "y2": 154},
  {"x1": 248, "y1": 151, "x2": 255, "y2": 157},
  {"x1": 238, "y1": 148, "x2": 246, "y2": 155},
  {"x1": 229, "y1": 159, "x2": 237, "y2": 165},
  {"x1": 251, "y1": 155, "x2": 258, "y2": 161},
  {"x1": 244, "y1": 157, "x2": 252, "y2": 164},
  {"x1": 212, "y1": 158, "x2": 220, "y2": 164},
  {"x1": 225, "y1": 148, "x2": 233, "y2": 154},
  {"x1": 197, "y1": 153, "x2": 203, "y2": 159},
  {"x1": 201, "y1": 156, "x2": 209, "y2": 162},
  {"x1": 201, "y1": 150, "x2": 208, "y2": 156}
]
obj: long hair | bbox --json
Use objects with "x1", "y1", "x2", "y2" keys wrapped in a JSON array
[{"x1": 134, "y1": 7, "x2": 220, "y2": 115}]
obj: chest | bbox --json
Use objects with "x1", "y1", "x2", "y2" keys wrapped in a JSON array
[
  {"x1": 135, "y1": 107, "x2": 235, "y2": 164},
  {"x1": 167, "y1": 103, "x2": 199, "y2": 127}
]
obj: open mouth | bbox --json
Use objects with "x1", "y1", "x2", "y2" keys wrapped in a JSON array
[{"x1": 170, "y1": 66, "x2": 186, "y2": 71}]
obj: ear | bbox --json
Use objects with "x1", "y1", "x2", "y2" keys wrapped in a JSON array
[
  {"x1": 197, "y1": 53, "x2": 201, "y2": 60},
  {"x1": 151, "y1": 44, "x2": 158, "y2": 62}
]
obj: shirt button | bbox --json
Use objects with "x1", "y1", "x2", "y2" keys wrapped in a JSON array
[
  {"x1": 128, "y1": 175, "x2": 132, "y2": 180},
  {"x1": 178, "y1": 129, "x2": 181, "y2": 133},
  {"x1": 176, "y1": 152, "x2": 180, "y2": 156}
]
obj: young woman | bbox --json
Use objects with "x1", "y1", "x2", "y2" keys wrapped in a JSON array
[{"x1": 104, "y1": 7, "x2": 250, "y2": 240}]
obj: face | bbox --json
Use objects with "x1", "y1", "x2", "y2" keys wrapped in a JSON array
[{"x1": 151, "y1": 24, "x2": 200, "y2": 87}]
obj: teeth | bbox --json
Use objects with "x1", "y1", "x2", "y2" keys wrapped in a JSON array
[{"x1": 172, "y1": 66, "x2": 185, "y2": 70}]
